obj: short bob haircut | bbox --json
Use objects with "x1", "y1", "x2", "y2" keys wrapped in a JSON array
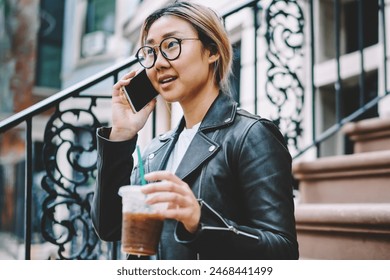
[{"x1": 139, "y1": 1, "x2": 233, "y2": 93}]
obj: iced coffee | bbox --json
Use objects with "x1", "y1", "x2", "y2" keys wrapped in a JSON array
[
  {"x1": 121, "y1": 212, "x2": 163, "y2": 256},
  {"x1": 118, "y1": 185, "x2": 165, "y2": 256}
]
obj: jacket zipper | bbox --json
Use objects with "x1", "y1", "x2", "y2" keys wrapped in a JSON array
[
  {"x1": 199, "y1": 199, "x2": 259, "y2": 240},
  {"x1": 196, "y1": 129, "x2": 259, "y2": 241}
]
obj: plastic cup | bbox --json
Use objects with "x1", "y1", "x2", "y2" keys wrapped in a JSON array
[{"x1": 118, "y1": 185, "x2": 165, "y2": 256}]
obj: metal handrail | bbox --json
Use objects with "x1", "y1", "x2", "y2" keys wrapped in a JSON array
[
  {"x1": 293, "y1": 94, "x2": 387, "y2": 159},
  {"x1": 0, "y1": 56, "x2": 138, "y2": 133}
]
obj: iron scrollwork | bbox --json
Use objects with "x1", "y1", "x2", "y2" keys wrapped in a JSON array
[
  {"x1": 265, "y1": 0, "x2": 305, "y2": 153},
  {"x1": 41, "y1": 100, "x2": 102, "y2": 259}
]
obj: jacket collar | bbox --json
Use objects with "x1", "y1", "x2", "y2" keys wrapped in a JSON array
[
  {"x1": 155, "y1": 93, "x2": 238, "y2": 180},
  {"x1": 158, "y1": 92, "x2": 238, "y2": 142},
  {"x1": 199, "y1": 92, "x2": 237, "y2": 132}
]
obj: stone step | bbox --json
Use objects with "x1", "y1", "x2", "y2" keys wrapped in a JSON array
[
  {"x1": 295, "y1": 203, "x2": 390, "y2": 259},
  {"x1": 342, "y1": 117, "x2": 390, "y2": 153},
  {"x1": 292, "y1": 150, "x2": 390, "y2": 203}
]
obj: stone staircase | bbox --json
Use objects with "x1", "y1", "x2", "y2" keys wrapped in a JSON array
[{"x1": 292, "y1": 117, "x2": 390, "y2": 259}]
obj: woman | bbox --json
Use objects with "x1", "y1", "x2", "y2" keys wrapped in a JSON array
[{"x1": 91, "y1": 1, "x2": 299, "y2": 260}]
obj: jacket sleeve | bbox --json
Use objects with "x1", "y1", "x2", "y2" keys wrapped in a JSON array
[
  {"x1": 175, "y1": 119, "x2": 299, "y2": 259},
  {"x1": 91, "y1": 127, "x2": 137, "y2": 241}
]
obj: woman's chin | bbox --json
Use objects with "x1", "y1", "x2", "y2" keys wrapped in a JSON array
[{"x1": 159, "y1": 93, "x2": 179, "y2": 103}]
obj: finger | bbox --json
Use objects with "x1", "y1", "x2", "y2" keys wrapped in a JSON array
[
  {"x1": 158, "y1": 208, "x2": 181, "y2": 220},
  {"x1": 142, "y1": 180, "x2": 182, "y2": 195},
  {"x1": 111, "y1": 86, "x2": 129, "y2": 107},
  {"x1": 145, "y1": 190, "x2": 189, "y2": 208},
  {"x1": 113, "y1": 70, "x2": 137, "y2": 90},
  {"x1": 119, "y1": 87, "x2": 131, "y2": 106},
  {"x1": 142, "y1": 181, "x2": 191, "y2": 199},
  {"x1": 113, "y1": 79, "x2": 130, "y2": 91},
  {"x1": 144, "y1": 170, "x2": 183, "y2": 185},
  {"x1": 123, "y1": 70, "x2": 137, "y2": 79}
]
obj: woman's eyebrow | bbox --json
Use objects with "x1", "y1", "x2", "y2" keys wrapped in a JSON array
[{"x1": 145, "y1": 31, "x2": 183, "y2": 45}]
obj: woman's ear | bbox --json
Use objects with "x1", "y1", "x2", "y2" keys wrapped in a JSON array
[{"x1": 208, "y1": 44, "x2": 220, "y2": 64}]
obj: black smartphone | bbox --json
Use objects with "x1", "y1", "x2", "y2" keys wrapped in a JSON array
[{"x1": 122, "y1": 69, "x2": 159, "y2": 112}]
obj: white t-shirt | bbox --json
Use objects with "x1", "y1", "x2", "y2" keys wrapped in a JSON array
[{"x1": 165, "y1": 122, "x2": 201, "y2": 173}]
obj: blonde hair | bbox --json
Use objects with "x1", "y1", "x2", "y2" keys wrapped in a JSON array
[{"x1": 139, "y1": 1, "x2": 233, "y2": 93}]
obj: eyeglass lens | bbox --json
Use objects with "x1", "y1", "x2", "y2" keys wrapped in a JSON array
[{"x1": 137, "y1": 37, "x2": 182, "y2": 69}]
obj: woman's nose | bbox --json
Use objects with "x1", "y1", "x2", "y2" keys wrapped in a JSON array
[{"x1": 154, "y1": 49, "x2": 170, "y2": 69}]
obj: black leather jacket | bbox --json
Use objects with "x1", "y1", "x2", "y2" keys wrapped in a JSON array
[{"x1": 91, "y1": 93, "x2": 299, "y2": 260}]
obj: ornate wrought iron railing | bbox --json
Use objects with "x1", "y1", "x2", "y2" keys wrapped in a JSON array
[
  {"x1": 0, "y1": 0, "x2": 388, "y2": 260},
  {"x1": 0, "y1": 56, "x2": 139, "y2": 259}
]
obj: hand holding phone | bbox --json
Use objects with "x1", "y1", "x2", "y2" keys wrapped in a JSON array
[{"x1": 122, "y1": 69, "x2": 159, "y2": 112}]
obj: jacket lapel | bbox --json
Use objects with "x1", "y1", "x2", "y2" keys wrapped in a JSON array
[
  {"x1": 174, "y1": 93, "x2": 237, "y2": 180},
  {"x1": 174, "y1": 132, "x2": 219, "y2": 180},
  {"x1": 147, "y1": 93, "x2": 237, "y2": 180}
]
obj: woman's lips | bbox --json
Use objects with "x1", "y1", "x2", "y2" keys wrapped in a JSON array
[
  {"x1": 160, "y1": 77, "x2": 176, "y2": 84},
  {"x1": 159, "y1": 76, "x2": 177, "y2": 89},
  {"x1": 159, "y1": 76, "x2": 177, "y2": 83}
]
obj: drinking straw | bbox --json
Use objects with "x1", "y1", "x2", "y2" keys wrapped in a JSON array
[{"x1": 136, "y1": 145, "x2": 147, "y2": 185}]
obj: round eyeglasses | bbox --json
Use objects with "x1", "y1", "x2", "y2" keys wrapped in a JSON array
[{"x1": 136, "y1": 37, "x2": 199, "y2": 69}]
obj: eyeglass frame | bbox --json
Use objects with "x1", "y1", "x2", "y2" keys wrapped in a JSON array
[{"x1": 136, "y1": 37, "x2": 200, "y2": 69}]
